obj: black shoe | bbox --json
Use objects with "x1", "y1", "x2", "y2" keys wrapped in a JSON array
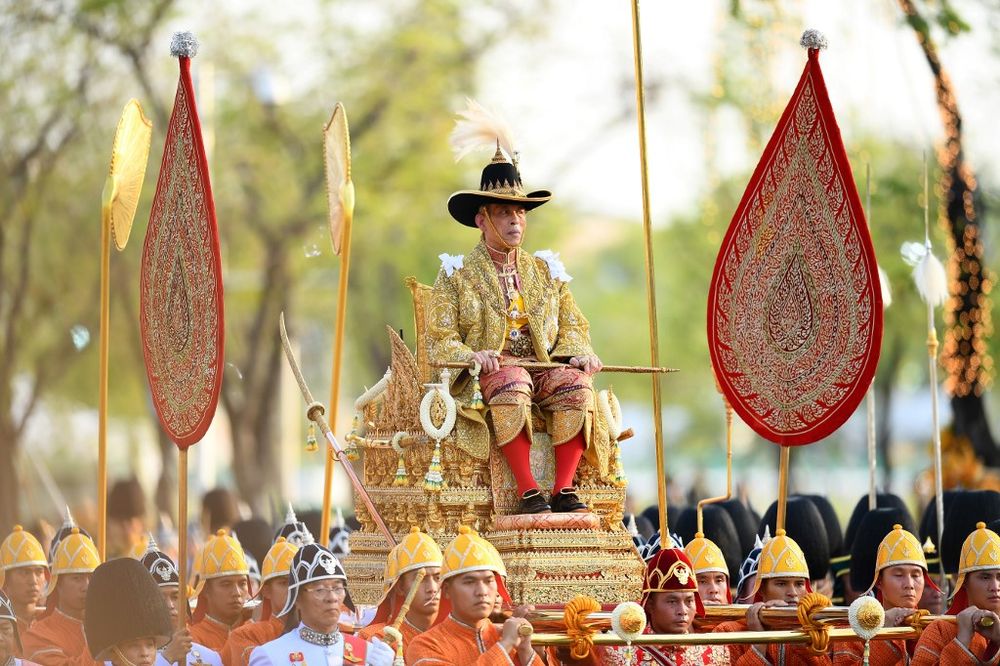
[
  {"x1": 550, "y1": 487, "x2": 589, "y2": 513},
  {"x1": 517, "y1": 489, "x2": 551, "y2": 514}
]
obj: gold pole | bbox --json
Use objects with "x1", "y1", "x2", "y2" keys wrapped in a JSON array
[
  {"x1": 527, "y1": 626, "x2": 916, "y2": 647},
  {"x1": 865, "y1": 163, "x2": 878, "y2": 511},
  {"x1": 629, "y1": 0, "x2": 669, "y2": 539},
  {"x1": 177, "y1": 447, "x2": 189, "y2": 636},
  {"x1": 97, "y1": 216, "x2": 110, "y2": 559},
  {"x1": 776, "y1": 446, "x2": 790, "y2": 532},
  {"x1": 322, "y1": 196, "x2": 354, "y2": 549},
  {"x1": 697, "y1": 403, "x2": 733, "y2": 534}
]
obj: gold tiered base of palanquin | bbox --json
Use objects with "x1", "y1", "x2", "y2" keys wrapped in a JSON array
[{"x1": 341, "y1": 305, "x2": 644, "y2": 606}]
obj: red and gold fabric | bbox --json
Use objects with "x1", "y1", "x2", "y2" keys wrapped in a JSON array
[
  {"x1": 220, "y1": 615, "x2": 283, "y2": 666},
  {"x1": 912, "y1": 619, "x2": 999, "y2": 665},
  {"x1": 427, "y1": 241, "x2": 597, "y2": 461},
  {"x1": 22, "y1": 610, "x2": 98, "y2": 666},
  {"x1": 641, "y1": 548, "x2": 704, "y2": 619},
  {"x1": 707, "y1": 38, "x2": 882, "y2": 447},
  {"x1": 832, "y1": 638, "x2": 909, "y2": 665},
  {"x1": 140, "y1": 34, "x2": 223, "y2": 449},
  {"x1": 404, "y1": 615, "x2": 542, "y2": 666}
]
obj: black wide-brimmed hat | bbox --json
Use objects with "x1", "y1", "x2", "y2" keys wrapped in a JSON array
[
  {"x1": 447, "y1": 147, "x2": 551, "y2": 227},
  {"x1": 84, "y1": 558, "x2": 172, "y2": 661},
  {"x1": 759, "y1": 497, "x2": 830, "y2": 581}
]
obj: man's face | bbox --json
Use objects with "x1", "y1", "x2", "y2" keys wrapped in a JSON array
[
  {"x1": 58, "y1": 573, "x2": 91, "y2": 616},
  {"x1": 295, "y1": 580, "x2": 346, "y2": 633},
  {"x1": 202, "y1": 576, "x2": 249, "y2": 624},
  {"x1": 262, "y1": 577, "x2": 290, "y2": 618},
  {"x1": 394, "y1": 567, "x2": 441, "y2": 619},
  {"x1": 442, "y1": 571, "x2": 497, "y2": 624},
  {"x1": 0, "y1": 620, "x2": 16, "y2": 664},
  {"x1": 648, "y1": 591, "x2": 697, "y2": 634},
  {"x1": 159, "y1": 586, "x2": 180, "y2": 622},
  {"x1": 475, "y1": 204, "x2": 527, "y2": 249},
  {"x1": 114, "y1": 637, "x2": 157, "y2": 666},
  {"x1": 696, "y1": 572, "x2": 728, "y2": 606},
  {"x1": 965, "y1": 569, "x2": 1000, "y2": 613},
  {"x1": 879, "y1": 565, "x2": 925, "y2": 610},
  {"x1": 3, "y1": 566, "x2": 47, "y2": 608},
  {"x1": 761, "y1": 577, "x2": 807, "y2": 604}
]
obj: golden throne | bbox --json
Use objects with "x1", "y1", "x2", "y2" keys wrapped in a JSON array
[{"x1": 341, "y1": 277, "x2": 644, "y2": 606}]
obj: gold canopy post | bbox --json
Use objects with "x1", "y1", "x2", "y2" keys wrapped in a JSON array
[{"x1": 629, "y1": 0, "x2": 669, "y2": 538}]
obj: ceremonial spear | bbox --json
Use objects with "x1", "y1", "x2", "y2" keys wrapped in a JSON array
[
  {"x1": 319, "y1": 104, "x2": 355, "y2": 547},
  {"x1": 279, "y1": 313, "x2": 396, "y2": 547},
  {"x1": 901, "y1": 153, "x2": 950, "y2": 603},
  {"x1": 97, "y1": 100, "x2": 152, "y2": 558}
]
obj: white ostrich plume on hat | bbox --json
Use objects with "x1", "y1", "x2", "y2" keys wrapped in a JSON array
[
  {"x1": 901, "y1": 240, "x2": 949, "y2": 307},
  {"x1": 449, "y1": 98, "x2": 517, "y2": 164}
]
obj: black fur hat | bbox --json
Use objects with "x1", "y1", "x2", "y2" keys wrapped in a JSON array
[
  {"x1": 844, "y1": 493, "x2": 912, "y2": 554},
  {"x1": 848, "y1": 507, "x2": 914, "y2": 593},
  {"x1": 719, "y1": 499, "x2": 759, "y2": 561},
  {"x1": 84, "y1": 558, "x2": 172, "y2": 661},
  {"x1": 640, "y1": 504, "x2": 681, "y2": 534},
  {"x1": 107, "y1": 478, "x2": 146, "y2": 521},
  {"x1": 233, "y1": 518, "x2": 273, "y2": 568},
  {"x1": 759, "y1": 497, "x2": 830, "y2": 580},
  {"x1": 941, "y1": 490, "x2": 1000, "y2": 575},
  {"x1": 676, "y1": 505, "x2": 743, "y2": 580},
  {"x1": 800, "y1": 495, "x2": 844, "y2": 558}
]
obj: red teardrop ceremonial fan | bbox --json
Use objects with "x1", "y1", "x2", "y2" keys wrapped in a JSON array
[
  {"x1": 707, "y1": 31, "x2": 883, "y2": 447},
  {"x1": 140, "y1": 32, "x2": 224, "y2": 451}
]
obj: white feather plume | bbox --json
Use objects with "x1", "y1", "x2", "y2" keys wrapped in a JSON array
[
  {"x1": 877, "y1": 265, "x2": 892, "y2": 309},
  {"x1": 901, "y1": 241, "x2": 949, "y2": 307},
  {"x1": 449, "y1": 98, "x2": 517, "y2": 163}
]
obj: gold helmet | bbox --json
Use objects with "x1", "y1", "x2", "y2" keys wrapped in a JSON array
[
  {"x1": 261, "y1": 537, "x2": 298, "y2": 585},
  {"x1": 953, "y1": 522, "x2": 1000, "y2": 599},
  {"x1": 46, "y1": 528, "x2": 100, "y2": 596},
  {"x1": 0, "y1": 525, "x2": 48, "y2": 588},
  {"x1": 436, "y1": 526, "x2": 510, "y2": 626},
  {"x1": 865, "y1": 524, "x2": 932, "y2": 594},
  {"x1": 192, "y1": 529, "x2": 249, "y2": 596},
  {"x1": 685, "y1": 532, "x2": 729, "y2": 577},
  {"x1": 372, "y1": 528, "x2": 443, "y2": 625},
  {"x1": 750, "y1": 529, "x2": 810, "y2": 599}
]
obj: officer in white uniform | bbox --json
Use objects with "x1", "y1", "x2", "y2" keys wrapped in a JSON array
[{"x1": 249, "y1": 544, "x2": 392, "y2": 666}]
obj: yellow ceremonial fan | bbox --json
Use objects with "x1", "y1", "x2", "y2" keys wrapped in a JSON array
[
  {"x1": 323, "y1": 102, "x2": 354, "y2": 255},
  {"x1": 102, "y1": 99, "x2": 153, "y2": 250}
]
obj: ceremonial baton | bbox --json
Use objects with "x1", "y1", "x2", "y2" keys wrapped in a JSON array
[
  {"x1": 430, "y1": 361, "x2": 677, "y2": 374},
  {"x1": 279, "y1": 313, "x2": 396, "y2": 547}
]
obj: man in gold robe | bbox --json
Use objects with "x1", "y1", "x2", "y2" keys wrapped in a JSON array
[{"x1": 428, "y1": 130, "x2": 602, "y2": 515}]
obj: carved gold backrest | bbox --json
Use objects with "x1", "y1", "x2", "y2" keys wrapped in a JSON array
[{"x1": 405, "y1": 276, "x2": 433, "y2": 383}]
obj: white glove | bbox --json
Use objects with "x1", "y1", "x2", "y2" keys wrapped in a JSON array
[{"x1": 364, "y1": 637, "x2": 396, "y2": 666}]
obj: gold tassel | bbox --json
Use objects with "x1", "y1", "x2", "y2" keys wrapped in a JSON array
[
  {"x1": 423, "y1": 439, "x2": 444, "y2": 492},
  {"x1": 305, "y1": 423, "x2": 318, "y2": 452},
  {"x1": 612, "y1": 442, "x2": 627, "y2": 488},
  {"x1": 393, "y1": 453, "x2": 408, "y2": 487}
]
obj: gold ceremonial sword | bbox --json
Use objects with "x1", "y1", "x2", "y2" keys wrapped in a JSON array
[{"x1": 279, "y1": 312, "x2": 397, "y2": 547}]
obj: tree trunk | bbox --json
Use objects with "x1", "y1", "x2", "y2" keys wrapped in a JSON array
[
  {"x1": 0, "y1": 420, "x2": 19, "y2": 533},
  {"x1": 898, "y1": 0, "x2": 997, "y2": 463}
]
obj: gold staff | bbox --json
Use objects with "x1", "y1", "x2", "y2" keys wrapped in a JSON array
[
  {"x1": 431, "y1": 361, "x2": 677, "y2": 374},
  {"x1": 321, "y1": 103, "x2": 356, "y2": 547},
  {"x1": 98, "y1": 99, "x2": 152, "y2": 558},
  {"x1": 629, "y1": 0, "x2": 669, "y2": 539},
  {"x1": 279, "y1": 313, "x2": 396, "y2": 546},
  {"x1": 698, "y1": 377, "x2": 734, "y2": 533}
]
